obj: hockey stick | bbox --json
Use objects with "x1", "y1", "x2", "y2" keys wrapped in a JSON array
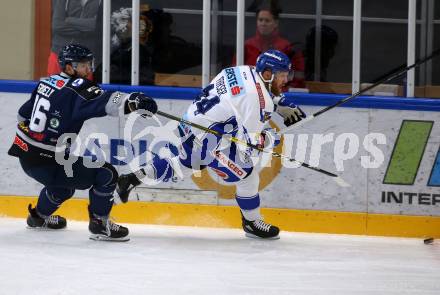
[
  {"x1": 279, "y1": 48, "x2": 440, "y2": 135},
  {"x1": 155, "y1": 110, "x2": 350, "y2": 187}
]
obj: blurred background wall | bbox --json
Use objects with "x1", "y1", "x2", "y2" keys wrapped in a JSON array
[{"x1": 0, "y1": 0, "x2": 34, "y2": 80}]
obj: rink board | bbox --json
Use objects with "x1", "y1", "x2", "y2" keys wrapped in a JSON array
[{"x1": 0, "y1": 85, "x2": 439, "y2": 237}]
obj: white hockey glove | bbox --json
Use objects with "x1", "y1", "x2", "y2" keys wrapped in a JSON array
[
  {"x1": 273, "y1": 95, "x2": 306, "y2": 127},
  {"x1": 241, "y1": 128, "x2": 280, "y2": 164},
  {"x1": 125, "y1": 92, "x2": 158, "y2": 117},
  {"x1": 261, "y1": 127, "x2": 281, "y2": 149}
]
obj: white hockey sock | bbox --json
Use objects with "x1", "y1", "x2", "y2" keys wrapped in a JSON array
[{"x1": 241, "y1": 207, "x2": 261, "y2": 221}]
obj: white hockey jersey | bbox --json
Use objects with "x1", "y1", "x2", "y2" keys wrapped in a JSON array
[{"x1": 184, "y1": 65, "x2": 274, "y2": 152}]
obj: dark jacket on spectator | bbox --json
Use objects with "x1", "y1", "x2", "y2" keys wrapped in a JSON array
[{"x1": 51, "y1": 0, "x2": 101, "y2": 57}]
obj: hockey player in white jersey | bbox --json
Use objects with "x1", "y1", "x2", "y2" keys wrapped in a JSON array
[{"x1": 117, "y1": 49, "x2": 306, "y2": 239}]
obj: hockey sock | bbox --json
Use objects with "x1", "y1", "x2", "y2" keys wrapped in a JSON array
[
  {"x1": 89, "y1": 164, "x2": 117, "y2": 216},
  {"x1": 236, "y1": 193, "x2": 261, "y2": 221},
  {"x1": 89, "y1": 187, "x2": 114, "y2": 217},
  {"x1": 36, "y1": 187, "x2": 74, "y2": 216}
]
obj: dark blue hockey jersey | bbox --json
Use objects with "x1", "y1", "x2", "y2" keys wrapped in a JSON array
[{"x1": 8, "y1": 73, "x2": 125, "y2": 164}]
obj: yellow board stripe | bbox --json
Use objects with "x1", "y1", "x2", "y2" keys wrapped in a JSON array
[{"x1": 1, "y1": 195, "x2": 439, "y2": 238}]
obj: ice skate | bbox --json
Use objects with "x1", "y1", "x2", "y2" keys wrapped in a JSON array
[
  {"x1": 26, "y1": 204, "x2": 67, "y2": 230},
  {"x1": 242, "y1": 213, "x2": 280, "y2": 240},
  {"x1": 88, "y1": 209, "x2": 129, "y2": 242}
]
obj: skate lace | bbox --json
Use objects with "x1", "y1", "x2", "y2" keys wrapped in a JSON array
[
  {"x1": 253, "y1": 220, "x2": 271, "y2": 232},
  {"x1": 45, "y1": 215, "x2": 59, "y2": 225},
  {"x1": 105, "y1": 218, "x2": 121, "y2": 234}
]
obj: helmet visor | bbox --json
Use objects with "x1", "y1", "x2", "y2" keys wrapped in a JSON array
[{"x1": 71, "y1": 59, "x2": 95, "y2": 72}]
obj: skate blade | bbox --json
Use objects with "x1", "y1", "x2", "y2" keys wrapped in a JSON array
[
  {"x1": 89, "y1": 234, "x2": 130, "y2": 242},
  {"x1": 245, "y1": 232, "x2": 280, "y2": 240},
  {"x1": 26, "y1": 226, "x2": 66, "y2": 231}
]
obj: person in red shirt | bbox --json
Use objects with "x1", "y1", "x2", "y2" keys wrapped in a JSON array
[{"x1": 234, "y1": 7, "x2": 305, "y2": 89}]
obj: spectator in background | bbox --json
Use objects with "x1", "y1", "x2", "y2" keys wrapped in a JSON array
[
  {"x1": 150, "y1": 11, "x2": 202, "y2": 74},
  {"x1": 48, "y1": 0, "x2": 102, "y2": 79},
  {"x1": 234, "y1": 6, "x2": 305, "y2": 89},
  {"x1": 304, "y1": 25, "x2": 339, "y2": 82},
  {"x1": 94, "y1": 6, "x2": 155, "y2": 85}
]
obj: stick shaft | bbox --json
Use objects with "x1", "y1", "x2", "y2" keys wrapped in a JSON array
[
  {"x1": 280, "y1": 47, "x2": 440, "y2": 134},
  {"x1": 155, "y1": 110, "x2": 339, "y2": 178}
]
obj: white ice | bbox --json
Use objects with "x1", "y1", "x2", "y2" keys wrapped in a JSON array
[{"x1": 0, "y1": 217, "x2": 439, "y2": 295}]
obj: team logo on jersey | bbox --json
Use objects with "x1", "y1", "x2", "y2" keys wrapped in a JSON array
[
  {"x1": 72, "y1": 78, "x2": 84, "y2": 87},
  {"x1": 50, "y1": 118, "x2": 60, "y2": 129},
  {"x1": 224, "y1": 67, "x2": 246, "y2": 97}
]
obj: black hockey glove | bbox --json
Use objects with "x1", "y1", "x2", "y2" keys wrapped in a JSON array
[
  {"x1": 126, "y1": 92, "x2": 158, "y2": 116},
  {"x1": 273, "y1": 95, "x2": 306, "y2": 127}
]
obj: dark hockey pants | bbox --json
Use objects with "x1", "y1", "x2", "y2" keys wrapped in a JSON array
[{"x1": 19, "y1": 157, "x2": 118, "y2": 217}]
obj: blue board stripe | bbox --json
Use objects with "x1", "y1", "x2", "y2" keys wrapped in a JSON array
[{"x1": 1, "y1": 79, "x2": 440, "y2": 112}]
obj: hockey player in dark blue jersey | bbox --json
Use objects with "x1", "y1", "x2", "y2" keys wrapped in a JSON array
[{"x1": 8, "y1": 44, "x2": 158, "y2": 241}]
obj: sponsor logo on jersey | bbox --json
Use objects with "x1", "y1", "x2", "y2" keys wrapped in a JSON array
[
  {"x1": 88, "y1": 86, "x2": 104, "y2": 96},
  {"x1": 13, "y1": 135, "x2": 28, "y2": 152},
  {"x1": 210, "y1": 167, "x2": 229, "y2": 180},
  {"x1": 215, "y1": 76, "x2": 227, "y2": 95},
  {"x1": 28, "y1": 130, "x2": 45, "y2": 141},
  {"x1": 50, "y1": 118, "x2": 60, "y2": 129},
  {"x1": 56, "y1": 80, "x2": 65, "y2": 88},
  {"x1": 44, "y1": 76, "x2": 68, "y2": 90},
  {"x1": 224, "y1": 67, "x2": 246, "y2": 97},
  {"x1": 112, "y1": 92, "x2": 122, "y2": 104},
  {"x1": 51, "y1": 110, "x2": 61, "y2": 118},
  {"x1": 213, "y1": 150, "x2": 245, "y2": 178},
  {"x1": 19, "y1": 122, "x2": 45, "y2": 141},
  {"x1": 255, "y1": 83, "x2": 265, "y2": 108},
  {"x1": 72, "y1": 78, "x2": 84, "y2": 87}
]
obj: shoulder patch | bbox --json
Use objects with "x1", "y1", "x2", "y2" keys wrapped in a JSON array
[
  {"x1": 66, "y1": 78, "x2": 104, "y2": 100},
  {"x1": 72, "y1": 78, "x2": 84, "y2": 87}
]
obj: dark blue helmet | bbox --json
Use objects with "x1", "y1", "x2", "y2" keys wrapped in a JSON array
[
  {"x1": 256, "y1": 49, "x2": 291, "y2": 74},
  {"x1": 58, "y1": 44, "x2": 94, "y2": 70}
]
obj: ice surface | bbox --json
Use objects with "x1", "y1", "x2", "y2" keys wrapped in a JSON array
[{"x1": 0, "y1": 217, "x2": 439, "y2": 295}]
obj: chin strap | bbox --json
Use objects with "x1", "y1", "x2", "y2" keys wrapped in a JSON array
[{"x1": 257, "y1": 71, "x2": 274, "y2": 93}]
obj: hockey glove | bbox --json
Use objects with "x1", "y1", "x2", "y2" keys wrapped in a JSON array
[
  {"x1": 273, "y1": 95, "x2": 306, "y2": 127},
  {"x1": 126, "y1": 92, "x2": 158, "y2": 117},
  {"x1": 261, "y1": 127, "x2": 281, "y2": 148},
  {"x1": 241, "y1": 128, "x2": 280, "y2": 163}
]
